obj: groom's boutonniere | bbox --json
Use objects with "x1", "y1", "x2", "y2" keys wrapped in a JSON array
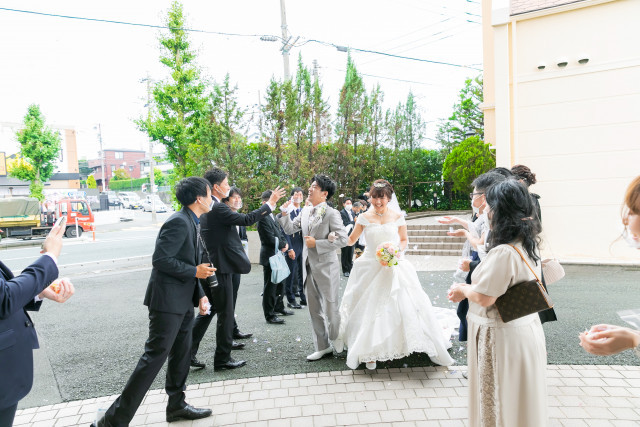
[{"x1": 310, "y1": 205, "x2": 327, "y2": 229}]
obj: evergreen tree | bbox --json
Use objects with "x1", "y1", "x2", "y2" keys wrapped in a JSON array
[
  {"x1": 9, "y1": 104, "x2": 61, "y2": 201},
  {"x1": 138, "y1": 1, "x2": 209, "y2": 177},
  {"x1": 437, "y1": 75, "x2": 484, "y2": 154},
  {"x1": 442, "y1": 135, "x2": 495, "y2": 193}
]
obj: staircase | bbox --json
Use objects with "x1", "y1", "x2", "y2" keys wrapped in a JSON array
[{"x1": 405, "y1": 223, "x2": 466, "y2": 256}]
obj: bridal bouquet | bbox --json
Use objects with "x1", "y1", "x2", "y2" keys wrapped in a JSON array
[{"x1": 376, "y1": 242, "x2": 400, "y2": 267}]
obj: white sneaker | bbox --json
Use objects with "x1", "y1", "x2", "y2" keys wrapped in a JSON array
[
  {"x1": 332, "y1": 339, "x2": 344, "y2": 353},
  {"x1": 365, "y1": 361, "x2": 377, "y2": 370},
  {"x1": 307, "y1": 347, "x2": 333, "y2": 361}
]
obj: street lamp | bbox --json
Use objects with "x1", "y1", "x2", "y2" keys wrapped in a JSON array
[{"x1": 94, "y1": 124, "x2": 107, "y2": 191}]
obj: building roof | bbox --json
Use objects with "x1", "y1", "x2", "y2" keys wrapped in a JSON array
[
  {"x1": 0, "y1": 176, "x2": 31, "y2": 187},
  {"x1": 50, "y1": 173, "x2": 81, "y2": 180},
  {"x1": 511, "y1": 0, "x2": 586, "y2": 15}
]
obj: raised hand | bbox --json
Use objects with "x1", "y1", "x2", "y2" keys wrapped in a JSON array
[
  {"x1": 41, "y1": 219, "x2": 65, "y2": 258},
  {"x1": 269, "y1": 186, "x2": 287, "y2": 205},
  {"x1": 280, "y1": 200, "x2": 292, "y2": 211}
]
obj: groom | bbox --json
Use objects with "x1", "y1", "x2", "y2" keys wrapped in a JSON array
[{"x1": 278, "y1": 174, "x2": 348, "y2": 361}]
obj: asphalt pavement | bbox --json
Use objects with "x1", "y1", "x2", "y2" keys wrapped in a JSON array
[{"x1": 20, "y1": 261, "x2": 640, "y2": 409}]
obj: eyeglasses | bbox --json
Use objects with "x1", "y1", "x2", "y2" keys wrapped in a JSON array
[{"x1": 469, "y1": 192, "x2": 484, "y2": 199}]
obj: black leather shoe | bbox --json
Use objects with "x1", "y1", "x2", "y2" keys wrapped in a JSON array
[
  {"x1": 166, "y1": 404, "x2": 212, "y2": 422},
  {"x1": 90, "y1": 417, "x2": 107, "y2": 427},
  {"x1": 233, "y1": 330, "x2": 253, "y2": 339},
  {"x1": 294, "y1": 292, "x2": 300, "y2": 297},
  {"x1": 287, "y1": 302, "x2": 302, "y2": 309},
  {"x1": 214, "y1": 358, "x2": 247, "y2": 371},
  {"x1": 267, "y1": 316, "x2": 285, "y2": 324},
  {"x1": 276, "y1": 309, "x2": 294, "y2": 316},
  {"x1": 232, "y1": 341, "x2": 245, "y2": 350},
  {"x1": 190, "y1": 358, "x2": 205, "y2": 369},
  {"x1": 300, "y1": 300, "x2": 307, "y2": 307}
]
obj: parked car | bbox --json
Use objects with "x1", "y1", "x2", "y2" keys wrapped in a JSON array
[
  {"x1": 103, "y1": 191, "x2": 123, "y2": 208},
  {"x1": 118, "y1": 192, "x2": 142, "y2": 209},
  {"x1": 141, "y1": 195, "x2": 168, "y2": 213}
]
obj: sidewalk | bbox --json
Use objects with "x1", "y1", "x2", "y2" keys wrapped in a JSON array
[{"x1": 14, "y1": 365, "x2": 640, "y2": 426}]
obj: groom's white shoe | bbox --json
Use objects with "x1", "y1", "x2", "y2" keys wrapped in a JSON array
[
  {"x1": 332, "y1": 339, "x2": 344, "y2": 354},
  {"x1": 307, "y1": 347, "x2": 333, "y2": 361}
]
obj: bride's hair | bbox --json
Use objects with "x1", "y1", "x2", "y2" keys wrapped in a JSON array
[{"x1": 369, "y1": 179, "x2": 394, "y2": 199}]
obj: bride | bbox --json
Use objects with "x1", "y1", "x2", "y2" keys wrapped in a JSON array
[{"x1": 336, "y1": 179, "x2": 456, "y2": 370}]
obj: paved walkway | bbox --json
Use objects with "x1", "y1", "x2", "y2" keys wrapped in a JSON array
[{"x1": 13, "y1": 365, "x2": 640, "y2": 426}]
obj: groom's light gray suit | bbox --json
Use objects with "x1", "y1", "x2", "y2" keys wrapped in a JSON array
[{"x1": 278, "y1": 203, "x2": 348, "y2": 351}]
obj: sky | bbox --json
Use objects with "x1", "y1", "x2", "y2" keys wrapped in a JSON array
[{"x1": 0, "y1": 0, "x2": 483, "y2": 161}]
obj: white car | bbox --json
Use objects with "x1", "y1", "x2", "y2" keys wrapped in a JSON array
[
  {"x1": 141, "y1": 195, "x2": 168, "y2": 213},
  {"x1": 118, "y1": 192, "x2": 142, "y2": 209}
]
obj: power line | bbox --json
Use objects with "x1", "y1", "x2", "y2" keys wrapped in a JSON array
[{"x1": 0, "y1": 7, "x2": 273, "y2": 39}]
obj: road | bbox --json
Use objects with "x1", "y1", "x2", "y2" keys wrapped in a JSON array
[{"x1": 2, "y1": 213, "x2": 639, "y2": 409}]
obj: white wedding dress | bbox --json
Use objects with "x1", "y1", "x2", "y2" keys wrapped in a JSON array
[{"x1": 338, "y1": 214, "x2": 457, "y2": 369}]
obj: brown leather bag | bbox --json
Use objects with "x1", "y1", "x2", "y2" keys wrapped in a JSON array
[{"x1": 494, "y1": 245, "x2": 554, "y2": 323}]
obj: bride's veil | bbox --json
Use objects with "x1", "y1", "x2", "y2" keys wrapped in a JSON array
[{"x1": 388, "y1": 193, "x2": 406, "y2": 216}]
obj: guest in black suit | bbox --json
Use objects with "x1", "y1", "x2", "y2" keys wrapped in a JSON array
[
  {"x1": 257, "y1": 190, "x2": 294, "y2": 324},
  {"x1": 283, "y1": 187, "x2": 305, "y2": 309},
  {"x1": 193, "y1": 168, "x2": 286, "y2": 371},
  {"x1": 223, "y1": 188, "x2": 252, "y2": 339},
  {"x1": 95, "y1": 177, "x2": 215, "y2": 426},
  {"x1": 0, "y1": 224, "x2": 72, "y2": 427},
  {"x1": 339, "y1": 198, "x2": 356, "y2": 277},
  {"x1": 352, "y1": 201, "x2": 366, "y2": 257}
]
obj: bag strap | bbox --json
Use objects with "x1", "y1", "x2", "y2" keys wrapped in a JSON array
[
  {"x1": 508, "y1": 244, "x2": 542, "y2": 285},
  {"x1": 274, "y1": 236, "x2": 279, "y2": 256}
]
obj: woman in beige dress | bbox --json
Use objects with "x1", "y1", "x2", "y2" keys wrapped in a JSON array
[{"x1": 448, "y1": 179, "x2": 548, "y2": 427}]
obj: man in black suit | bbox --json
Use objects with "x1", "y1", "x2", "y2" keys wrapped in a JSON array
[
  {"x1": 257, "y1": 190, "x2": 293, "y2": 324},
  {"x1": 193, "y1": 168, "x2": 286, "y2": 371},
  {"x1": 339, "y1": 197, "x2": 356, "y2": 277},
  {"x1": 352, "y1": 201, "x2": 366, "y2": 256},
  {"x1": 283, "y1": 187, "x2": 305, "y2": 309},
  {"x1": 0, "y1": 223, "x2": 73, "y2": 427},
  {"x1": 95, "y1": 177, "x2": 215, "y2": 426}
]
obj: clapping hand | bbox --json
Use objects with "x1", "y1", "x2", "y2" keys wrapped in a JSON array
[
  {"x1": 447, "y1": 229, "x2": 467, "y2": 238},
  {"x1": 39, "y1": 277, "x2": 75, "y2": 303},
  {"x1": 268, "y1": 186, "x2": 287, "y2": 205},
  {"x1": 579, "y1": 324, "x2": 640, "y2": 356},
  {"x1": 438, "y1": 216, "x2": 458, "y2": 225},
  {"x1": 447, "y1": 283, "x2": 466, "y2": 303}
]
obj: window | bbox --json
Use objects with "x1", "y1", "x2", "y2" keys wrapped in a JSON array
[
  {"x1": 115, "y1": 152, "x2": 124, "y2": 159},
  {"x1": 71, "y1": 201, "x2": 89, "y2": 215},
  {"x1": 129, "y1": 166, "x2": 134, "y2": 171},
  {"x1": 111, "y1": 165, "x2": 116, "y2": 172}
]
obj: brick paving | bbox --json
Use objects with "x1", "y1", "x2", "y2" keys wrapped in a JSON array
[{"x1": 13, "y1": 365, "x2": 640, "y2": 426}]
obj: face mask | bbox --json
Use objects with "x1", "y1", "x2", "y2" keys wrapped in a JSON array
[
  {"x1": 293, "y1": 197, "x2": 302, "y2": 204},
  {"x1": 199, "y1": 198, "x2": 212, "y2": 212},
  {"x1": 345, "y1": 205, "x2": 352, "y2": 211},
  {"x1": 472, "y1": 205, "x2": 480, "y2": 215},
  {"x1": 216, "y1": 185, "x2": 230, "y2": 198},
  {"x1": 623, "y1": 229, "x2": 640, "y2": 249},
  {"x1": 234, "y1": 201, "x2": 243, "y2": 210}
]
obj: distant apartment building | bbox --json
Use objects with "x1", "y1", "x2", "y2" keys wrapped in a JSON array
[{"x1": 88, "y1": 149, "x2": 146, "y2": 189}]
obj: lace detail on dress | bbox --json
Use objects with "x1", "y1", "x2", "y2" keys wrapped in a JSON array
[{"x1": 477, "y1": 325, "x2": 498, "y2": 426}]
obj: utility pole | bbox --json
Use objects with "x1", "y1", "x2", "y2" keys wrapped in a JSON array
[
  {"x1": 145, "y1": 72, "x2": 157, "y2": 223},
  {"x1": 97, "y1": 123, "x2": 107, "y2": 191},
  {"x1": 279, "y1": 0, "x2": 291, "y2": 80},
  {"x1": 312, "y1": 60, "x2": 321, "y2": 145}
]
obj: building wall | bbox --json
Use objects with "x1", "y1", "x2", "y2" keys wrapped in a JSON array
[
  {"x1": 89, "y1": 150, "x2": 146, "y2": 188},
  {"x1": 488, "y1": 0, "x2": 640, "y2": 262}
]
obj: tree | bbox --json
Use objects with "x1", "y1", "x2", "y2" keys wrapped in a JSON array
[
  {"x1": 112, "y1": 168, "x2": 131, "y2": 181},
  {"x1": 138, "y1": 1, "x2": 209, "y2": 178},
  {"x1": 87, "y1": 175, "x2": 97, "y2": 189},
  {"x1": 9, "y1": 104, "x2": 61, "y2": 201},
  {"x1": 437, "y1": 75, "x2": 484, "y2": 154},
  {"x1": 153, "y1": 167, "x2": 165, "y2": 186},
  {"x1": 442, "y1": 136, "x2": 495, "y2": 193}
]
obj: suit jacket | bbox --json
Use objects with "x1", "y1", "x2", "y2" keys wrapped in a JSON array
[
  {"x1": 0, "y1": 255, "x2": 58, "y2": 410},
  {"x1": 200, "y1": 202, "x2": 271, "y2": 274},
  {"x1": 283, "y1": 207, "x2": 304, "y2": 255},
  {"x1": 257, "y1": 213, "x2": 288, "y2": 266},
  {"x1": 340, "y1": 208, "x2": 355, "y2": 235},
  {"x1": 278, "y1": 204, "x2": 348, "y2": 289},
  {"x1": 144, "y1": 207, "x2": 205, "y2": 315},
  {"x1": 238, "y1": 225, "x2": 248, "y2": 242}
]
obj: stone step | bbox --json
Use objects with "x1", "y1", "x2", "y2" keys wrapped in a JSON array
[
  {"x1": 407, "y1": 229, "x2": 465, "y2": 238},
  {"x1": 408, "y1": 242, "x2": 463, "y2": 250},
  {"x1": 407, "y1": 224, "x2": 458, "y2": 231},
  {"x1": 405, "y1": 248, "x2": 461, "y2": 256},
  {"x1": 409, "y1": 235, "x2": 466, "y2": 243}
]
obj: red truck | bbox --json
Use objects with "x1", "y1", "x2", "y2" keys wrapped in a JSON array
[{"x1": 0, "y1": 197, "x2": 94, "y2": 240}]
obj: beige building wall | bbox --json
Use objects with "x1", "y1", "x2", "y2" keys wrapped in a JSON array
[{"x1": 486, "y1": 0, "x2": 640, "y2": 263}]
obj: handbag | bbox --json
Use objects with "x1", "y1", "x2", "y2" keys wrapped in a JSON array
[
  {"x1": 269, "y1": 237, "x2": 290, "y2": 284},
  {"x1": 541, "y1": 258, "x2": 565, "y2": 285},
  {"x1": 494, "y1": 245, "x2": 554, "y2": 323}
]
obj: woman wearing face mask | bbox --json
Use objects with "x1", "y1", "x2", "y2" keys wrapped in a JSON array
[{"x1": 580, "y1": 176, "x2": 640, "y2": 356}]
